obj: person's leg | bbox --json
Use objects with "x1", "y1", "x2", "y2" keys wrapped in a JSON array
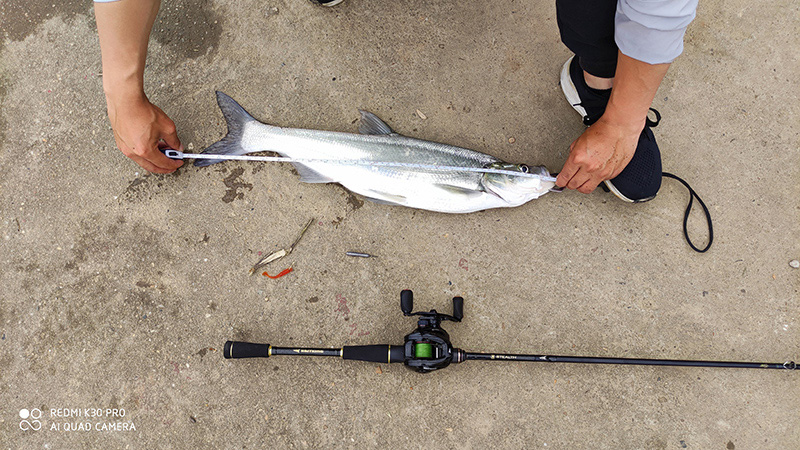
[
  {"x1": 556, "y1": 0, "x2": 619, "y2": 125},
  {"x1": 556, "y1": 0, "x2": 618, "y2": 83},
  {"x1": 556, "y1": 0, "x2": 663, "y2": 203}
]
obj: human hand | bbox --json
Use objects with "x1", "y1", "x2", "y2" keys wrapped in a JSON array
[
  {"x1": 105, "y1": 92, "x2": 184, "y2": 174},
  {"x1": 555, "y1": 116, "x2": 643, "y2": 194}
]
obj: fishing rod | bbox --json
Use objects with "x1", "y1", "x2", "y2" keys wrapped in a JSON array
[
  {"x1": 225, "y1": 290, "x2": 796, "y2": 373},
  {"x1": 164, "y1": 150, "x2": 559, "y2": 183}
]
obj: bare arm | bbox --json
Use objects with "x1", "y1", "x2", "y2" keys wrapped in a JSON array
[
  {"x1": 556, "y1": 52, "x2": 669, "y2": 193},
  {"x1": 95, "y1": 0, "x2": 183, "y2": 173}
]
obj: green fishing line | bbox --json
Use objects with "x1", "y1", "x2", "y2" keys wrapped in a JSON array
[{"x1": 414, "y1": 343, "x2": 433, "y2": 358}]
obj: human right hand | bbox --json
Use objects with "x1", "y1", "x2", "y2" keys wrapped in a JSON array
[
  {"x1": 556, "y1": 115, "x2": 642, "y2": 193},
  {"x1": 556, "y1": 52, "x2": 670, "y2": 194},
  {"x1": 105, "y1": 92, "x2": 184, "y2": 174}
]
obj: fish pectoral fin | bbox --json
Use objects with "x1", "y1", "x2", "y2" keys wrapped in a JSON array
[
  {"x1": 358, "y1": 111, "x2": 395, "y2": 135},
  {"x1": 361, "y1": 196, "x2": 398, "y2": 206},
  {"x1": 292, "y1": 163, "x2": 336, "y2": 183},
  {"x1": 361, "y1": 189, "x2": 407, "y2": 206},
  {"x1": 433, "y1": 184, "x2": 486, "y2": 199}
]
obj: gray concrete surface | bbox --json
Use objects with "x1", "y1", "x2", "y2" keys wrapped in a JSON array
[{"x1": 1, "y1": 0, "x2": 798, "y2": 448}]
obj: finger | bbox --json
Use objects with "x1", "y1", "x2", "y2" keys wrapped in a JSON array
[
  {"x1": 160, "y1": 125, "x2": 183, "y2": 152},
  {"x1": 125, "y1": 135, "x2": 180, "y2": 173},
  {"x1": 555, "y1": 169, "x2": 574, "y2": 188},
  {"x1": 142, "y1": 145, "x2": 183, "y2": 172},
  {"x1": 155, "y1": 117, "x2": 183, "y2": 169},
  {"x1": 566, "y1": 167, "x2": 592, "y2": 191},
  {"x1": 128, "y1": 152, "x2": 174, "y2": 174},
  {"x1": 556, "y1": 156, "x2": 579, "y2": 188},
  {"x1": 577, "y1": 177, "x2": 603, "y2": 194},
  {"x1": 113, "y1": 137, "x2": 164, "y2": 173}
]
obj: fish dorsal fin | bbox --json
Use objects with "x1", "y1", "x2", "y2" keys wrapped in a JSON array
[{"x1": 358, "y1": 110, "x2": 394, "y2": 135}]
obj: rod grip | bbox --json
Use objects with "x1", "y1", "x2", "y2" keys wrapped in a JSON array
[
  {"x1": 342, "y1": 345, "x2": 404, "y2": 364},
  {"x1": 224, "y1": 341, "x2": 270, "y2": 359}
]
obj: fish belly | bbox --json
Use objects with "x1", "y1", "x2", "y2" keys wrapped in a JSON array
[{"x1": 339, "y1": 175, "x2": 509, "y2": 213}]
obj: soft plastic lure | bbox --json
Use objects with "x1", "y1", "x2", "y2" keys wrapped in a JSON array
[{"x1": 263, "y1": 267, "x2": 293, "y2": 279}]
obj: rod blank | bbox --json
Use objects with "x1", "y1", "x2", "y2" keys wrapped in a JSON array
[{"x1": 463, "y1": 352, "x2": 795, "y2": 370}]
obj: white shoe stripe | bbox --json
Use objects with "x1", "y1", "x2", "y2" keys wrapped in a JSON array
[{"x1": 560, "y1": 56, "x2": 587, "y2": 119}]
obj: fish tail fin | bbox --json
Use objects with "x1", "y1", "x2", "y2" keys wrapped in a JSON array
[{"x1": 195, "y1": 91, "x2": 258, "y2": 167}]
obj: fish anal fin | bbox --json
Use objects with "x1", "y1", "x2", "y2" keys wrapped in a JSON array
[
  {"x1": 361, "y1": 196, "x2": 397, "y2": 206},
  {"x1": 292, "y1": 163, "x2": 335, "y2": 183},
  {"x1": 360, "y1": 189, "x2": 407, "y2": 206}
]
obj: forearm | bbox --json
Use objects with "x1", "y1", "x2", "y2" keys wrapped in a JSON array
[
  {"x1": 601, "y1": 51, "x2": 669, "y2": 131},
  {"x1": 95, "y1": 0, "x2": 161, "y2": 102},
  {"x1": 94, "y1": 0, "x2": 182, "y2": 174}
]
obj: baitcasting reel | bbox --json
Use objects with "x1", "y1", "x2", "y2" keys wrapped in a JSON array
[{"x1": 399, "y1": 289, "x2": 464, "y2": 373}]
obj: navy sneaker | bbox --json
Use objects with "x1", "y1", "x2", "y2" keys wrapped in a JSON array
[
  {"x1": 560, "y1": 55, "x2": 611, "y2": 126},
  {"x1": 604, "y1": 112, "x2": 662, "y2": 203},
  {"x1": 308, "y1": 0, "x2": 345, "y2": 5},
  {"x1": 559, "y1": 55, "x2": 662, "y2": 202}
]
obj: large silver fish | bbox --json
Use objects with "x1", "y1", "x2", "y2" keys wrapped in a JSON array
[{"x1": 197, "y1": 92, "x2": 556, "y2": 213}]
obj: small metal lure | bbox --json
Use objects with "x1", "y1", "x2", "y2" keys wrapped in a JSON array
[{"x1": 346, "y1": 252, "x2": 377, "y2": 258}]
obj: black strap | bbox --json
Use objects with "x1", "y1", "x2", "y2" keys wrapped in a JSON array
[
  {"x1": 662, "y1": 172, "x2": 713, "y2": 253},
  {"x1": 646, "y1": 108, "x2": 661, "y2": 128},
  {"x1": 584, "y1": 107, "x2": 662, "y2": 128}
]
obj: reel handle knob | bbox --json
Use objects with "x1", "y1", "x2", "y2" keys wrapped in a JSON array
[
  {"x1": 452, "y1": 297, "x2": 464, "y2": 321},
  {"x1": 401, "y1": 289, "x2": 413, "y2": 315}
]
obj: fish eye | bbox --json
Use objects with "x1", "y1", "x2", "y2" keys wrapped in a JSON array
[{"x1": 519, "y1": 164, "x2": 529, "y2": 173}]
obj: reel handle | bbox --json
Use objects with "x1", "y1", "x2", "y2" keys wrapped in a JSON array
[{"x1": 224, "y1": 341, "x2": 270, "y2": 359}]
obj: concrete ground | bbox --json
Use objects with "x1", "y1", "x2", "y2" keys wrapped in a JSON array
[{"x1": 1, "y1": 0, "x2": 798, "y2": 448}]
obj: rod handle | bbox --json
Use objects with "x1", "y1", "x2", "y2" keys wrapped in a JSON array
[
  {"x1": 224, "y1": 341, "x2": 270, "y2": 359},
  {"x1": 342, "y1": 345, "x2": 404, "y2": 364}
]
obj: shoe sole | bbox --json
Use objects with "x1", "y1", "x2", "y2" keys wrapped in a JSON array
[
  {"x1": 604, "y1": 180, "x2": 634, "y2": 203},
  {"x1": 559, "y1": 56, "x2": 587, "y2": 119}
]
